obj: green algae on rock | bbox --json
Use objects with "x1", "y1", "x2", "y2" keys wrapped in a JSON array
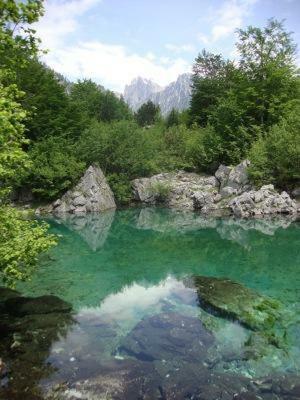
[{"x1": 186, "y1": 276, "x2": 282, "y2": 331}]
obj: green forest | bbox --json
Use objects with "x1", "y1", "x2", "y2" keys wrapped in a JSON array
[{"x1": 0, "y1": 1, "x2": 299, "y2": 286}]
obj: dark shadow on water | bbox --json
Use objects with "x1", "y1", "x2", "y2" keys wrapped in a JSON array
[{"x1": 0, "y1": 288, "x2": 74, "y2": 400}]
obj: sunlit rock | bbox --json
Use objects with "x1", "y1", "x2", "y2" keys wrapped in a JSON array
[
  {"x1": 37, "y1": 165, "x2": 116, "y2": 214},
  {"x1": 132, "y1": 160, "x2": 298, "y2": 217}
]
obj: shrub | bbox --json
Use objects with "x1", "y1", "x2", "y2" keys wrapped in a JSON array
[
  {"x1": 248, "y1": 102, "x2": 300, "y2": 189},
  {"x1": 150, "y1": 181, "x2": 172, "y2": 202}
]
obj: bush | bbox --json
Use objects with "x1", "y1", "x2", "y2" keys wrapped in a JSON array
[
  {"x1": 185, "y1": 125, "x2": 223, "y2": 173},
  {"x1": 26, "y1": 136, "x2": 85, "y2": 200},
  {"x1": 150, "y1": 181, "x2": 171, "y2": 202},
  {"x1": 0, "y1": 206, "x2": 56, "y2": 287},
  {"x1": 248, "y1": 102, "x2": 300, "y2": 189}
]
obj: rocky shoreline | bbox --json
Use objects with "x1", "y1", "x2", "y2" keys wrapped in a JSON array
[
  {"x1": 33, "y1": 161, "x2": 299, "y2": 218},
  {"x1": 132, "y1": 160, "x2": 299, "y2": 217}
]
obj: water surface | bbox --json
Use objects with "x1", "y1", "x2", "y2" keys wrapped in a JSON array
[{"x1": 1, "y1": 208, "x2": 300, "y2": 399}]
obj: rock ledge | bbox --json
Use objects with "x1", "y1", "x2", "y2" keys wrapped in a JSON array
[{"x1": 132, "y1": 161, "x2": 298, "y2": 217}]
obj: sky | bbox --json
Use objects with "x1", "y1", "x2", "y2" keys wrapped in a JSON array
[{"x1": 34, "y1": 0, "x2": 300, "y2": 93}]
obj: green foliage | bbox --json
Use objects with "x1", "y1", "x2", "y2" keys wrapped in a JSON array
[
  {"x1": 69, "y1": 79, "x2": 132, "y2": 124},
  {"x1": 0, "y1": 0, "x2": 44, "y2": 73},
  {"x1": 0, "y1": 0, "x2": 56, "y2": 287},
  {"x1": 135, "y1": 100, "x2": 160, "y2": 127},
  {"x1": 185, "y1": 125, "x2": 223, "y2": 173},
  {"x1": 248, "y1": 102, "x2": 300, "y2": 189},
  {"x1": 78, "y1": 120, "x2": 155, "y2": 173},
  {"x1": 0, "y1": 81, "x2": 31, "y2": 196},
  {"x1": 150, "y1": 181, "x2": 171, "y2": 202},
  {"x1": 190, "y1": 50, "x2": 235, "y2": 126},
  {"x1": 0, "y1": 205, "x2": 56, "y2": 287},
  {"x1": 165, "y1": 108, "x2": 179, "y2": 128},
  {"x1": 189, "y1": 19, "x2": 299, "y2": 170},
  {"x1": 15, "y1": 59, "x2": 80, "y2": 140},
  {"x1": 27, "y1": 135, "x2": 85, "y2": 199},
  {"x1": 107, "y1": 173, "x2": 132, "y2": 205}
]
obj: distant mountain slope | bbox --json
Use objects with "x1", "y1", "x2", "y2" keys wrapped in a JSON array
[{"x1": 124, "y1": 73, "x2": 192, "y2": 116}]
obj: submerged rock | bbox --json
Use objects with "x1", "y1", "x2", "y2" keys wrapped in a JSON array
[
  {"x1": 4, "y1": 294, "x2": 72, "y2": 316},
  {"x1": 118, "y1": 312, "x2": 214, "y2": 363},
  {"x1": 186, "y1": 276, "x2": 282, "y2": 331},
  {"x1": 37, "y1": 165, "x2": 116, "y2": 214},
  {"x1": 0, "y1": 291, "x2": 74, "y2": 400}
]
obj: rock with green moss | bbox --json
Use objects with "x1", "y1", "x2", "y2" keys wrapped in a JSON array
[{"x1": 186, "y1": 276, "x2": 282, "y2": 331}]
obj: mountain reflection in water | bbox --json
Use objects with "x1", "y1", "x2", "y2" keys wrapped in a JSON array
[{"x1": 4, "y1": 207, "x2": 298, "y2": 399}]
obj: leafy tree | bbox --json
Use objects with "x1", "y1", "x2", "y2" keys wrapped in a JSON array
[
  {"x1": 69, "y1": 79, "x2": 104, "y2": 123},
  {"x1": 237, "y1": 18, "x2": 298, "y2": 128},
  {"x1": 165, "y1": 108, "x2": 179, "y2": 128},
  {"x1": 0, "y1": 0, "x2": 56, "y2": 287},
  {"x1": 248, "y1": 101, "x2": 300, "y2": 189},
  {"x1": 0, "y1": 82, "x2": 30, "y2": 197},
  {"x1": 0, "y1": 0, "x2": 44, "y2": 73},
  {"x1": 189, "y1": 20, "x2": 299, "y2": 169},
  {"x1": 135, "y1": 100, "x2": 160, "y2": 127},
  {"x1": 189, "y1": 50, "x2": 235, "y2": 126},
  {"x1": 69, "y1": 79, "x2": 132, "y2": 124},
  {"x1": 14, "y1": 59, "x2": 81, "y2": 140},
  {"x1": 99, "y1": 91, "x2": 132, "y2": 122},
  {"x1": 27, "y1": 136, "x2": 85, "y2": 199},
  {"x1": 78, "y1": 120, "x2": 159, "y2": 202}
]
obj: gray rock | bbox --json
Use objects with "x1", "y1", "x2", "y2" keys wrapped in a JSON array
[
  {"x1": 132, "y1": 160, "x2": 298, "y2": 217},
  {"x1": 229, "y1": 186, "x2": 297, "y2": 218},
  {"x1": 192, "y1": 191, "x2": 216, "y2": 209},
  {"x1": 220, "y1": 186, "x2": 238, "y2": 198},
  {"x1": 132, "y1": 171, "x2": 218, "y2": 210},
  {"x1": 215, "y1": 164, "x2": 232, "y2": 189},
  {"x1": 119, "y1": 312, "x2": 214, "y2": 362},
  {"x1": 226, "y1": 159, "x2": 251, "y2": 190},
  {"x1": 72, "y1": 195, "x2": 86, "y2": 207},
  {"x1": 37, "y1": 165, "x2": 116, "y2": 214}
]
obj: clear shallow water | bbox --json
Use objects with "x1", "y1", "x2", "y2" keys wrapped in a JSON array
[{"x1": 2, "y1": 208, "x2": 300, "y2": 399}]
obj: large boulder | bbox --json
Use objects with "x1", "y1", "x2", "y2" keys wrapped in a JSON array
[
  {"x1": 37, "y1": 165, "x2": 116, "y2": 214},
  {"x1": 215, "y1": 160, "x2": 252, "y2": 196}
]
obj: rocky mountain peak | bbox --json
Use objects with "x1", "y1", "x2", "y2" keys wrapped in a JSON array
[{"x1": 124, "y1": 73, "x2": 192, "y2": 116}]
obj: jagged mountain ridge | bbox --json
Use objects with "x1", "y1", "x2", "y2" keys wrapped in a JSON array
[{"x1": 124, "y1": 73, "x2": 192, "y2": 116}]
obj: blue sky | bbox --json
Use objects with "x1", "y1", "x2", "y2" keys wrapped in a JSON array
[{"x1": 35, "y1": 0, "x2": 300, "y2": 92}]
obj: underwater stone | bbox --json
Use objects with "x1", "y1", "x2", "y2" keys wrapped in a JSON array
[
  {"x1": 119, "y1": 312, "x2": 214, "y2": 363},
  {"x1": 186, "y1": 276, "x2": 282, "y2": 331},
  {"x1": 4, "y1": 294, "x2": 72, "y2": 316}
]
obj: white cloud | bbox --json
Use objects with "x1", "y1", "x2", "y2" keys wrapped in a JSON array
[
  {"x1": 34, "y1": 0, "x2": 190, "y2": 92},
  {"x1": 165, "y1": 43, "x2": 196, "y2": 53},
  {"x1": 198, "y1": 0, "x2": 258, "y2": 44},
  {"x1": 35, "y1": 0, "x2": 102, "y2": 49},
  {"x1": 43, "y1": 41, "x2": 190, "y2": 92}
]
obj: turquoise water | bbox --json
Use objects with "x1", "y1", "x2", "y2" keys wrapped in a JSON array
[{"x1": 2, "y1": 208, "x2": 300, "y2": 399}]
